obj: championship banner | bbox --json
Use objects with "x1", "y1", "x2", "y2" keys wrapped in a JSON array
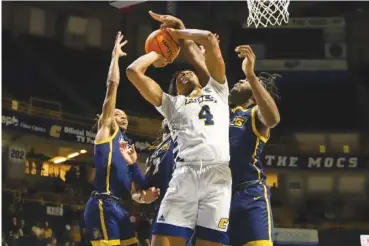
[
  {"x1": 2, "y1": 109, "x2": 152, "y2": 145},
  {"x1": 274, "y1": 228, "x2": 319, "y2": 246},
  {"x1": 263, "y1": 154, "x2": 369, "y2": 169}
]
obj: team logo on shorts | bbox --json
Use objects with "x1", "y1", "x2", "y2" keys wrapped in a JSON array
[
  {"x1": 218, "y1": 218, "x2": 229, "y2": 230},
  {"x1": 92, "y1": 228, "x2": 102, "y2": 240}
]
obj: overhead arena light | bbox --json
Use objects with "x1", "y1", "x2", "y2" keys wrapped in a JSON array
[
  {"x1": 67, "y1": 152, "x2": 80, "y2": 159},
  {"x1": 54, "y1": 157, "x2": 67, "y2": 164}
]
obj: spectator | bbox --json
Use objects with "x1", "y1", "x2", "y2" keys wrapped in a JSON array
[
  {"x1": 46, "y1": 237, "x2": 57, "y2": 246},
  {"x1": 43, "y1": 221, "x2": 53, "y2": 242},
  {"x1": 7, "y1": 216, "x2": 20, "y2": 239},
  {"x1": 62, "y1": 225, "x2": 73, "y2": 246},
  {"x1": 71, "y1": 220, "x2": 81, "y2": 244}
]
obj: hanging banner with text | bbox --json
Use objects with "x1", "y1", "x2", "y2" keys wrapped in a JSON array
[
  {"x1": 2, "y1": 109, "x2": 151, "y2": 145},
  {"x1": 263, "y1": 155, "x2": 369, "y2": 169}
]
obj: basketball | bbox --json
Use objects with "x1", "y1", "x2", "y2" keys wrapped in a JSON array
[{"x1": 145, "y1": 29, "x2": 180, "y2": 63}]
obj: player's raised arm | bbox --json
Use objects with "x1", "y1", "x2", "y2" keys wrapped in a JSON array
[
  {"x1": 126, "y1": 52, "x2": 166, "y2": 107},
  {"x1": 167, "y1": 28, "x2": 225, "y2": 84},
  {"x1": 148, "y1": 11, "x2": 210, "y2": 86},
  {"x1": 98, "y1": 31, "x2": 127, "y2": 130},
  {"x1": 236, "y1": 45, "x2": 280, "y2": 128}
]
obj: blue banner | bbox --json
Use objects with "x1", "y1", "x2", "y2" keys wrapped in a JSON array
[
  {"x1": 263, "y1": 154, "x2": 369, "y2": 169},
  {"x1": 2, "y1": 109, "x2": 148, "y2": 145}
]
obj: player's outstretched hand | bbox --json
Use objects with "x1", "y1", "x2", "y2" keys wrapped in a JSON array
[
  {"x1": 112, "y1": 31, "x2": 128, "y2": 58},
  {"x1": 235, "y1": 45, "x2": 256, "y2": 78},
  {"x1": 120, "y1": 142, "x2": 137, "y2": 165},
  {"x1": 141, "y1": 187, "x2": 160, "y2": 203},
  {"x1": 149, "y1": 10, "x2": 185, "y2": 30}
]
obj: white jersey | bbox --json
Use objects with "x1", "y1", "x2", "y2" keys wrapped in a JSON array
[{"x1": 156, "y1": 77, "x2": 230, "y2": 164}]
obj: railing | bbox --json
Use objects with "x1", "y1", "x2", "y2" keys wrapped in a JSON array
[
  {"x1": 2, "y1": 97, "x2": 162, "y2": 138},
  {"x1": 3, "y1": 97, "x2": 95, "y2": 127}
]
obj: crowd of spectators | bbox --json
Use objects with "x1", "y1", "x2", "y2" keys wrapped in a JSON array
[{"x1": 2, "y1": 187, "x2": 156, "y2": 246}]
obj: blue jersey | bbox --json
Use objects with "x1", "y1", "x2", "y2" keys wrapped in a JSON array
[
  {"x1": 93, "y1": 128, "x2": 132, "y2": 199},
  {"x1": 145, "y1": 135, "x2": 175, "y2": 203},
  {"x1": 229, "y1": 106, "x2": 268, "y2": 187}
]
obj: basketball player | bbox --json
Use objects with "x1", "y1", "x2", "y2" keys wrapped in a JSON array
[
  {"x1": 226, "y1": 46, "x2": 280, "y2": 246},
  {"x1": 199, "y1": 44, "x2": 280, "y2": 246},
  {"x1": 84, "y1": 31, "x2": 159, "y2": 246},
  {"x1": 126, "y1": 21, "x2": 232, "y2": 246},
  {"x1": 149, "y1": 12, "x2": 280, "y2": 246}
]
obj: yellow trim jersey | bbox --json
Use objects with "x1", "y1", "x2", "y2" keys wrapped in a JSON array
[{"x1": 229, "y1": 106, "x2": 268, "y2": 186}]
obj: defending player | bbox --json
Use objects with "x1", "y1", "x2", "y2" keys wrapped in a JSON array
[
  {"x1": 84, "y1": 32, "x2": 159, "y2": 246},
  {"x1": 227, "y1": 46, "x2": 280, "y2": 246},
  {"x1": 126, "y1": 15, "x2": 232, "y2": 246}
]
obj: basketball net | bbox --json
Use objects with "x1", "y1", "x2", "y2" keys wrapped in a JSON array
[{"x1": 247, "y1": 0, "x2": 290, "y2": 28}]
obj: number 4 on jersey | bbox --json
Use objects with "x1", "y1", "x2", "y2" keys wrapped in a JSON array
[{"x1": 198, "y1": 105, "x2": 214, "y2": 125}]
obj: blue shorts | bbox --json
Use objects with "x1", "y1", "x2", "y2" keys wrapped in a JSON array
[
  {"x1": 228, "y1": 183, "x2": 274, "y2": 246},
  {"x1": 84, "y1": 197, "x2": 137, "y2": 246}
]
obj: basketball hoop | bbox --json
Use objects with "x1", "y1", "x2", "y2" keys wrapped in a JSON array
[{"x1": 247, "y1": 0, "x2": 290, "y2": 28}]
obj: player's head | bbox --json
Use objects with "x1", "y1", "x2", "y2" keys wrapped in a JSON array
[
  {"x1": 114, "y1": 109, "x2": 128, "y2": 131},
  {"x1": 229, "y1": 72, "x2": 281, "y2": 107},
  {"x1": 169, "y1": 70, "x2": 201, "y2": 96}
]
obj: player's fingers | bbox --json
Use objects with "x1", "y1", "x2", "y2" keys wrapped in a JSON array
[
  {"x1": 235, "y1": 45, "x2": 249, "y2": 52},
  {"x1": 115, "y1": 31, "x2": 121, "y2": 42},
  {"x1": 120, "y1": 40, "x2": 128, "y2": 47},
  {"x1": 244, "y1": 49, "x2": 252, "y2": 59},
  {"x1": 149, "y1": 10, "x2": 164, "y2": 22},
  {"x1": 131, "y1": 144, "x2": 136, "y2": 153},
  {"x1": 238, "y1": 52, "x2": 246, "y2": 58}
]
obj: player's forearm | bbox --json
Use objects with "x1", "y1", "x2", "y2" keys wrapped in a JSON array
[
  {"x1": 180, "y1": 40, "x2": 209, "y2": 86},
  {"x1": 126, "y1": 52, "x2": 158, "y2": 75},
  {"x1": 101, "y1": 56, "x2": 120, "y2": 121},
  {"x1": 248, "y1": 73, "x2": 280, "y2": 128},
  {"x1": 128, "y1": 163, "x2": 149, "y2": 189},
  {"x1": 126, "y1": 54, "x2": 164, "y2": 107},
  {"x1": 176, "y1": 29, "x2": 215, "y2": 48}
]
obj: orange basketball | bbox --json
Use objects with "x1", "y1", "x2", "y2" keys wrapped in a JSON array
[{"x1": 145, "y1": 29, "x2": 180, "y2": 63}]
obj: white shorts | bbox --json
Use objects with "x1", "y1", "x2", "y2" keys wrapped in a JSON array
[{"x1": 152, "y1": 162, "x2": 232, "y2": 244}]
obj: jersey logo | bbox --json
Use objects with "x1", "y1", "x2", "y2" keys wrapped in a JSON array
[
  {"x1": 253, "y1": 196, "x2": 262, "y2": 201},
  {"x1": 230, "y1": 116, "x2": 247, "y2": 128},
  {"x1": 158, "y1": 215, "x2": 165, "y2": 222},
  {"x1": 185, "y1": 95, "x2": 217, "y2": 105},
  {"x1": 218, "y1": 218, "x2": 229, "y2": 230},
  {"x1": 92, "y1": 228, "x2": 102, "y2": 240}
]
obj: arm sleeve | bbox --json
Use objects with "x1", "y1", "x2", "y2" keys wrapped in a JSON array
[{"x1": 128, "y1": 163, "x2": 149, "y2": 190}]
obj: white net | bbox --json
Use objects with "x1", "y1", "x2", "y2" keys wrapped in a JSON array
[{"x1": 247, "y1": 0, "x2": 290, "y2": 28}]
